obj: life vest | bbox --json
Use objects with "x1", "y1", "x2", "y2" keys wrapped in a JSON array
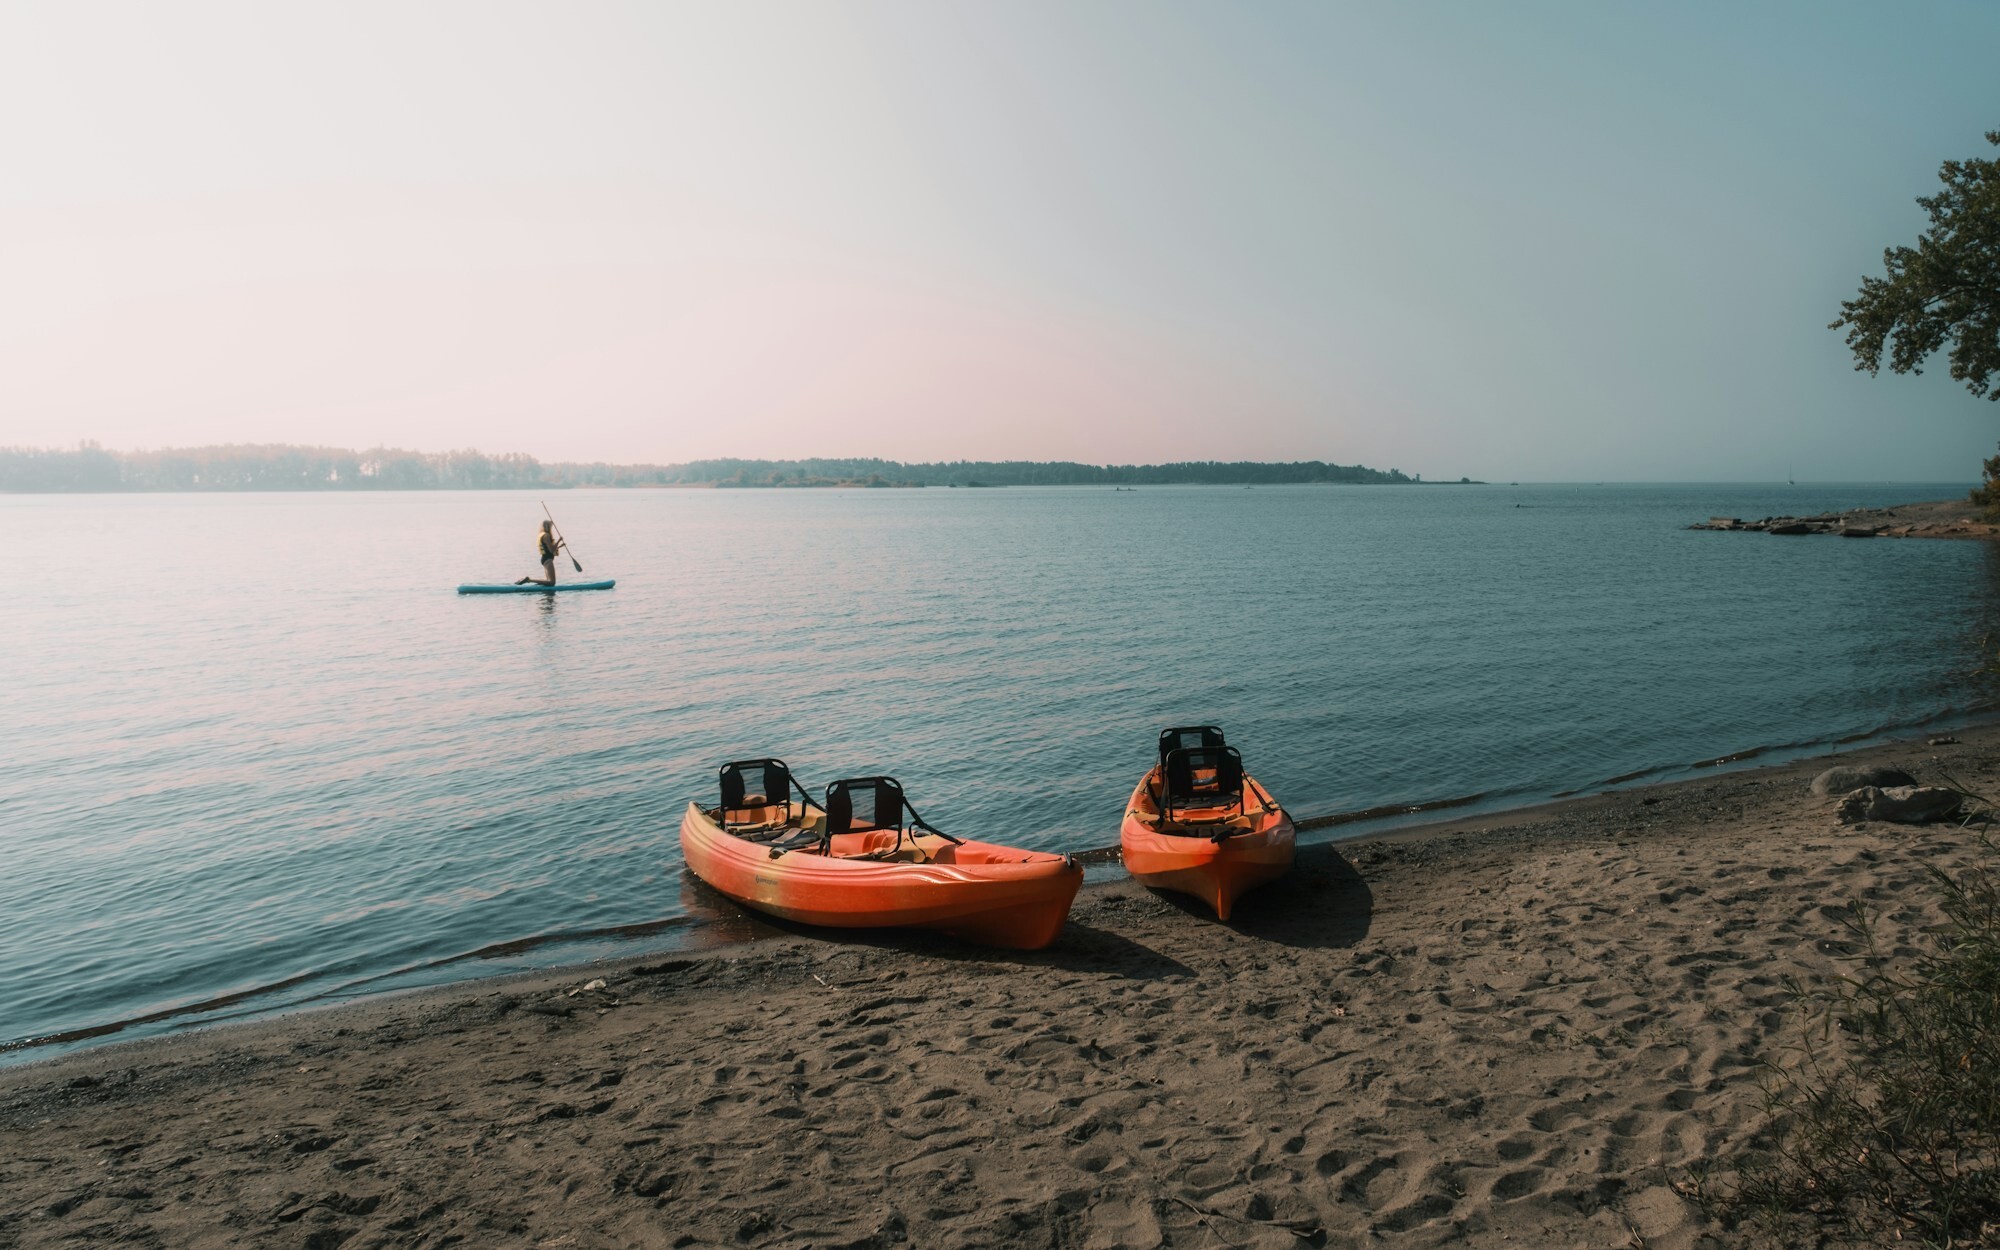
[{"x1": 538, "y1": 529, "x2": 557, "y2": 561}]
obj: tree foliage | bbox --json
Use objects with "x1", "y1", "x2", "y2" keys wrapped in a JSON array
[{"x1": 1831, "y1": 131, "x2": 2000, "y2": 401}]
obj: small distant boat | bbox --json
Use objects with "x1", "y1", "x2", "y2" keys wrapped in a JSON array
[
  {"x1": 1120, "y1": 727, "x2": 1295, "y2": 920},
  {"x1": 457, "y1": 579, "x2": 616, "y2": 595},
  {"x1": 679, "y1": 760, "x2": 1083, "y2": 950}
]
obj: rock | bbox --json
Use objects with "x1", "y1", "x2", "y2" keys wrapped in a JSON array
[
  {"x1": 1810, "y1": 765, "x2": 1916, "y2": 797},
  {"x1": 1929, "y1": 735, "x2": 1959, "y2": 746},
  {"x1": 1839, "y1": 527, "x2": 1879, "y2": 538},
  {"x1": 1836, "y1": 785, "x2": 1964, "y2": 825},
  {"x1": 1767, "y1": 522, "x2": 1816, "y2": 535}
]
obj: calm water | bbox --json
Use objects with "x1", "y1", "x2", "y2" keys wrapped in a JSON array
[{"x1": 6, "y1": 483, "x2": 1997, "y2": 1060}]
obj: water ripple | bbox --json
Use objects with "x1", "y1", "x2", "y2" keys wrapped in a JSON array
[{"x1": 3, "y1": 482, "x2": 1996, "y2": 1059}]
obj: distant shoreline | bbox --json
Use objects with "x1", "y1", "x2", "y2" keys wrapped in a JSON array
[
  {"x1": 0, "y1": 479, "x2": 1494, "y2": 495},
  {"x1": 1, "y1": 444, "x2": 1454, "y2": 493}
]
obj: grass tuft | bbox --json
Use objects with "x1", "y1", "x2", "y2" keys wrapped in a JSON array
[{"x1": 1715, "y1": 823, "x2": 2000, "y2": 1247}]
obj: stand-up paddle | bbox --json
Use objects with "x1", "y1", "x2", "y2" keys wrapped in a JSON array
[{"x1": 542, "y1": 502, "x2": 583, "y2": 573}]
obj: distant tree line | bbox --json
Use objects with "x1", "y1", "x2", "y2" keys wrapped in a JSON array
[
  {"x1": 0, "y1": 443, "x2": 547, "y2": 492},
  {"x1": 593, "y1": 458, "x2": 1423, "y2": 488},
  {"x1": 3, "y1": 443, "x2": 1441, "y2": 492}
]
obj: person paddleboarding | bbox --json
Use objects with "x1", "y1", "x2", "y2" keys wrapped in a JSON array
[{"x1": 516, "y1": 519, "x2": 566, "y2": 586}]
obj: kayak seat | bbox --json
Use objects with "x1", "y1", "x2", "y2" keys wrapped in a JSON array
[
  {"x1": 823, "y1": 776, "x2": 965, "y2": 858},
  {"x1": 1160, "y1": 745, "x2": 1246, "y2": 826},
  {"x1": 1157, "y1": 726, "x2": 1226, "y2": 771},
  {"x1": 720, "y1": 758, "x2": 807, "y2": 839},
  {"x1": 1150, "y1": 727, "x2": 1229, "y2": 810},
  {"x1": 825, "y1": 777, "x2": 907, "y2": 836}
]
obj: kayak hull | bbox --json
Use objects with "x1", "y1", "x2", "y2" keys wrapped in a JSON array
[
  {"x1": 457, "y1": 579, "x2": 616, "y2": 594},
  {"x1": 679, "y1": 802, "x2": 1082, "y2": 950},
  {"x1": 1120, "y1": 769, "x2": 1294, "y2": 920}
]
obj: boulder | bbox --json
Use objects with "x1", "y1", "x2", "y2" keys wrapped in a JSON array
[
  {"x1": 1810, "y1": 765, "x2": 1917, "y2": 797},
  {"x1": 1836, "y1": 785, "x2": 1964, "y2": 825}
]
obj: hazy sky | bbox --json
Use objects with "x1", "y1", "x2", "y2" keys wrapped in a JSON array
[{"x1": 2, "y1": 2, "x2": 1995, "y2": 480}]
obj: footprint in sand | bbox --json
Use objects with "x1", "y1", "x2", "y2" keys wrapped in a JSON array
[
  {"x1": 1336, "y1": 1155, "x2": 1401, "y2": 1209},
  {"x1": 1490, "y1": 1168, "x2": 1544, "y2": 1200},
  {"x1": 1494, "y1": 1137, "x2": 1536, "y2": 1162}
]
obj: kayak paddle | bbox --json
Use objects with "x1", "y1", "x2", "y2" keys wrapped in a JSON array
[{"x1": 542, "y1": 501, "x2": 583, "y2": 573}]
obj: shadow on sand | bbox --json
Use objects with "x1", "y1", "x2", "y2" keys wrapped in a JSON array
[
  {"x1": 673, "y1": 869, "x2": 1197, "y2": 980},
  {"x1": 1136, "y1": 839, "x2": 1375, "y2": 951}
]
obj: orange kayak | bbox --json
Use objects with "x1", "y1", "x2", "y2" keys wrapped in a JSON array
[
  {"x1": 679, "y1": 762, "x2": 1082, "y2": 951},
  {"x1": 1120, "y1": 728, "x2": 1295, "y2": 920}
]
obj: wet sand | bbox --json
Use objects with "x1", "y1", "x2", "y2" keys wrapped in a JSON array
[{"x1": 5, "y1": 726, "x2": 1997, "y2": 1249}]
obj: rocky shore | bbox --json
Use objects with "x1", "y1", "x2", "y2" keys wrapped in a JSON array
[{"x1": 1689, "y1": 496, "x2": 1998, "y2": 538}]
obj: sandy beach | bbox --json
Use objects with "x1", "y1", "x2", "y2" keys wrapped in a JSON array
[{"x1": 5, "y1": 727, "x2": 1997, "y2": 1249}]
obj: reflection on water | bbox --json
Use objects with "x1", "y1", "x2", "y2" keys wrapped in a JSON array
[{"x1": 1, "y1": 482, "x2": 1993, "y2": 1060}]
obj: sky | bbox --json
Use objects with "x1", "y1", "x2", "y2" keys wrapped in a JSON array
[{"x1": 1, "y1": 1, "x2": 1996, "y2": 481}]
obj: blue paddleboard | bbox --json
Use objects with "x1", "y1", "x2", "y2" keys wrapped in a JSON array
[{"x1": 457, "y1": 579, "x2": 617, "y2": 595}]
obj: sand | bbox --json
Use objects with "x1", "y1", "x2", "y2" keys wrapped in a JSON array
[{"x1": 5, "y1": 728, "x2": 1997, "y2": 1250}]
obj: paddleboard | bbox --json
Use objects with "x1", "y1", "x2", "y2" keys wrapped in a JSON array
[{"x1": 457, "y1": 579, "x2": 616, "y2": 595}]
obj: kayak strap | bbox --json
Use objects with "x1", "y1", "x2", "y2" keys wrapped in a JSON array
[
  {"x1": 765, "y1": 825, "x2": 825, "y2": 859},
  {"x1": 901, "y1": 796, "x2": 963, "y2": 847}
]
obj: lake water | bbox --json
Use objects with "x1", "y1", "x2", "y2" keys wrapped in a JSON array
[{"x1": 6, "y1": 483, "x2": 1997, "y2": 1061}]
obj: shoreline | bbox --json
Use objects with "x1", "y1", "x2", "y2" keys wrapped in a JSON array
[
  {"x1": 8, "y1": 724, "x2": 2000, "y2": 1246},
  {"x1": 9, "y1": 712, "x2": 1994, "y2": 1067},
  {"x1": 10, "y1": 710, "x2": 1993, "y2": 1068}
]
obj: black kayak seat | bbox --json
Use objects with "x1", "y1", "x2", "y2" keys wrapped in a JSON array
[
  {"x1": 1160, "y1": 745, "x2": 1246, "y2": 823},
  {"x1": 819, "y1": 777, "x2": 963, "y2": 856},
  {"x1": 823, "y1": 776, "x2": 908, "y2": 835},
  {"x1": 1157, "y1": 725, "x2": 1226, "y2": 770},
  {"x1": 719, "y1": 758, "x2": 799, "y2": 828}
]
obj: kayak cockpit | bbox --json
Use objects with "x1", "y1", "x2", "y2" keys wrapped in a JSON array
[
  {"x1": 1132, "y1": 725, "x2": 1282, "y2": 836},
  {"x1": 706, "y1": 763, "x2": 1050, "y2": 865},
  {"x1": 715, "y1": 757, "x2": 820, "y2": 830},
  {"x1": 1120, "y1": 726, "x2": 1297, "y2": 919},
  {"x1": 814, "y1": 776, "x2": 968, "y2": 863}
]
